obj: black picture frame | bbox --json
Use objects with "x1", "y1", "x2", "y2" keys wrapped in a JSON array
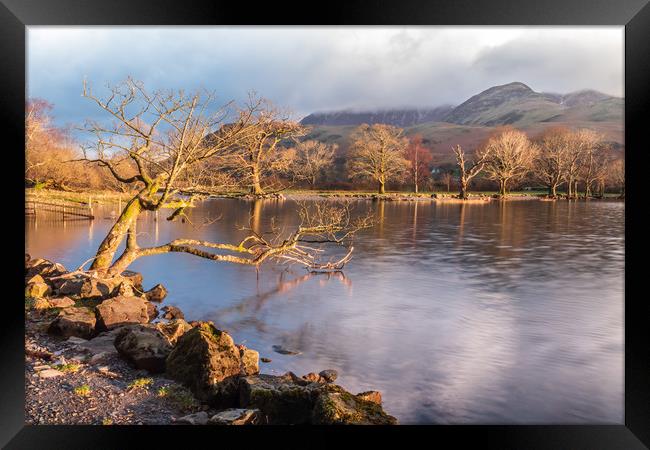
[{"x1": 1, "y1": 0, "x2": 648, "y2": 448}]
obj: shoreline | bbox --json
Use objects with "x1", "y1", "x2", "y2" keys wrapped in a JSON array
[{"x1": 25, "y1": 256, "x2": 397, "y2": 425}]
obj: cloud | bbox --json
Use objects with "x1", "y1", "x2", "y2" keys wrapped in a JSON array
[{"x1": 27, "y1": 26, "x2": 623, "y2": 127}]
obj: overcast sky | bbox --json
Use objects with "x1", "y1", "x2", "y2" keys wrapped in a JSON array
[{"x1": 28, "y1": 26, "x2": 623, "y2": 125}]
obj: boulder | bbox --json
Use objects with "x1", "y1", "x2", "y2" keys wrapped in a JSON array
[
  {"x1": 319, "y1": 369, "x2": 338, "y2": 383},
  {"x1": 311, "y1": 385, "x2": 398, "y2": 425},
  {"x1": 25, "y1": 273, "x2": 45, "y2": 285},
  {"x1": 95, "y1": 296, "x2": 158, "y2": 331},
  {"x1": 48, "y1": 307, "x2": 97, "y2": 339},
  {"x1": 176, "y1": 411, "x2": 209, "y2": 425},
  {"x1": 209, "y1": 408, "x2": 260, "y2": 425},
  {"x1": 161, "y1": 305, "x2": 184, "y2": 320},
  {"x1": 72, "y1": 328, "x2": 124, "y2": 359},
  {"x1": 145, "y1": 284, "x2": 168, "y2": 302},
  {"x1": 356, "y1": 390, "x2": 382, "y2": 405},
  {"x1": 58, "y1": 276, "x2": 116, "y2": 299},
  {"x1": 302, "y1": 372, "x2": 327, "y2": 384},
  {"x1": 48, "y1": 297, "x2": 76, "y2": 308},
  {"x1": 238, "y1": 373, "x2": 322, "y2": 424},
  {"x1": 165, "y1": 323, "x2": 242, "y2": 407},
  {"x1": 114, "y1": 325, "x2": 173, "y2": 373},
  {"x1": 32, "y1": 297, "x2": 52, "y2": 310},
  {"x1": 120, "y1": 270, "x2": 143, "y2": 292},
  {"x1": 155, "y1": 319, "x2": 192, "y2": 345},
  {"x1": 25, "y1": 281, "x2": 51, "y2": 299},
  {"x1": 26, "y1": 258, "x2": 67, "y2": 280},
  {"x1": 238, "y1": 345, "x2": 259, "y2": 376}
]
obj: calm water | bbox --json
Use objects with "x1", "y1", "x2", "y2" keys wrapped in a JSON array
[{"x1": 25, "y1": 198, "x2": 624, "y2": 424}]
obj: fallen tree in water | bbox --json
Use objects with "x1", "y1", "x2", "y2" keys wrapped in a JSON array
[{"x1": 76, "y1": 79, "x2": 371, "y2": 275}]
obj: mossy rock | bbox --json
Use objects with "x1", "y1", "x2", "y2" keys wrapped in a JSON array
[
  {"x1": 312, "y1": 385, "x2": 398, "y2": 425},
  {"x1": 165, "y1": 322, "x2": 242, "y2": 407},
  {"x1": 239, "y1": 373, "x2": 322, "y2": 425}
]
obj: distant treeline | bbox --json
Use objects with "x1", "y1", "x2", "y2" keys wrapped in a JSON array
[{"x1": 26, "y1": 89, "x2": 624, "y2": 198}]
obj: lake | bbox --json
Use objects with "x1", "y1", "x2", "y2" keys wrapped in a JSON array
[{"x1": 25, "y1": 197, "x2": 625, "y2": 424}]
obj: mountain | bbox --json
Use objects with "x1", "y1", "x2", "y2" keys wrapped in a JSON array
[
  {"x1": 300, "y1": 82, "x2": 622, "y2": 128},
  {"x1": 441, "y1": 82, "x2": 622, "y2": 126},
  {"x1": 300, "y1": 82, "x2": 623, "y2": 162},
  {"x1": 300, "y1": 106, "x2": 454, "y2": 127}
]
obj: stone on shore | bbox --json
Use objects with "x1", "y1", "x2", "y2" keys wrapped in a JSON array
[
  {"x1": 48, "y1": 307, "x2": 97, "y2": 339},
  {"x1": 311, "y1": 386, "x2": 397, "y2": 425},
  {"x1": 48, "y1": 297, "x2": 76, "y2": 308},
  {"x1": 38, "y1": 368, "x2": 64, "y2": 379},
  {"x1": 120, "y1": 270, "x2": 144, "y2": 292},
  {"x1": 114, "y1": 325, "x2": 173, "y2": 373},
  {"x1": 176, "y1": 411, "x2": 209, "y2": 425},
  {"x1": 319, "y1": 369, "x2": 338, "y2": 383},
  {"x1": 95, "y1": 296, "x2": 158, "y2": 331},
  {"x1": 166, "y1": 322, "x2": 242, "y2": 407},
  {"x1": 25, "y1": 280, "x2": 51, "y2": 299},
  {"x1": 356, "y1": 390, "x2": 382, "y2": 404},
  {"x1": 145, "y1": 284, "x2": 168, "y2": 302},
  {"x1": 239, "y1": 373, "x2": 322, "y2": 424},
  {"x1": 209, "y1": 408, "x2": 260, "y2": 425},
  {"x1": 238, "y1": 345, "x2": 260, "y2": 376},
  {"x1": 161, "y1": 305, "x2": 184, "y2": 320},
  {"x1": 26, "y1": 258, "x2": 67, "y2": 280},
  {"x1": 155, "y1": 319, "x2": 192, "y2": 345}
]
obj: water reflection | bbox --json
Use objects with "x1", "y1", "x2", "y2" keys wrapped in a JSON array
[{"x1": 25, "y1": 198, "x2": 624, "y2": 424}]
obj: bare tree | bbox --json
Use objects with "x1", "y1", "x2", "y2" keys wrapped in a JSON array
[
  {"x1": 453, "y1": 144, "x2": 489, "y2": 199},
  {"x1": 578, "y1": 135, "x2": 609, "y2": 199},
  {"x1": 78, "y1": 79, "x2": 366, "y2": 275},
  {"x1": 482, "y1": 128, "x2": 536, "y2": 197},
  {"x1": 532, "y1": 127, "x2": 573, "y2": 198},
  {"x1": 347, "y1": 124, "x2": 409, "y2": 194},
  {"x1": 291, "y1": 140, "x2": 337, "y2": 188},
  {"x1": 221, "y1": 94, "x2": 306, "y2": 196},
  {"x1": 439, "y1": 171, "x2": 453, "y2": 193},
  {"x1": 404, "y1": 134, "x2": 432, "y2": 193},
  {"x1": 608, "y1": 158, "x2": 625, "y2": 198}
]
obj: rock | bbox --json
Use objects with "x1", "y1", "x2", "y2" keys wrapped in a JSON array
[
  {"x1": 209, "y1": 408, "x2": 260, "y2": 425},
  {"x1": 48, "y1": 297, "x2": 75, "y2": 308},
  {"x1": 116, "y1": 281, "x2": 135, "y2": 297},
  {"x1": 166, "y1": 323, "x2": 243, "y2": 407},
  {"x1": 155, "y1": 319, "x2": 192, "y2": 345},
  {"x1": 271, "y1": 345, "x2": 301, "y2": 355},
  {"x1": 145, "y1": 284, "x2": 168, "y2": 302},
  {"x1": 32, "y1": 297, "x2": 52, "y2": 310},
  {"x1": 114, "y1": 325, "x2": 172, "y2": 373},
  {"x1": 66, "y1": 336, "x2": 88, "y2": 345},
  {"x1": 33, "y1": 364, "x2": 50, "y2": 371},
  {"x1": 311, "y1": 385, "x2": 398, "y2": 425},
  {"x1": 25, "y1": 273, "x2": 45, "y2": 285},
  {"x1": 38, "y1": 369, "x2": 64, "y2": 379},
  {"x1": 261, "y1": 357, "x2": 272, "y2": 363},
  {"x1": 73, "y1": 328, "x2": 123, "y2": 357},
  {"x1": 25, "y1": 281, "x2": 51, "y2": 299},
  {"x1": 319, "y1": 369, "x2": 338, "y2": 383},
  {"x1": 89, "y1": 352, "x2": 110, "y2": 365},
  {"x1": 239, "y1": 373, "x2": 322, "y2": 424},
  {"x1": 95, "y1": 296, "x2": 158, "y2": 331},
  {"x1": 302, "y1": 372, "x2": 326, "y2": 384},
  {"x1": 48, "y1": 307, "x2": 97, "y2": 339},
  {"x1": 26, "y1": 258, "x2": 67, "y2": 280},
  {"x1": 238, "y1": 345, "x2": 260, "y2": 376},
  {"x1": 58, "y1": 276, "x2": 115, "y2": 299},
  {"x1": 161, "y1": 305, "x2": 184, "y2": 320},
  {"x1": 356, "y1": 390, "x2": 382, "y2": 404},
  {"x1": 176, "y1": 411, "x2": 209, "y2": 425},
  {"x1": 120, "y1": 270, "x2": 143, "y2": 291}
]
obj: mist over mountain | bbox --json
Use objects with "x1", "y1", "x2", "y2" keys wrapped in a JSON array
[
  {"x1": 300, "y1": 82, "x2": 624, "y2": 162},
  {"x1": 300, "y1": 82, "x2": 622, "y2": 128}
]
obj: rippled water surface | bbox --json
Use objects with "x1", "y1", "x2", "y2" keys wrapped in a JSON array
[{"x1": 25, "y1": 198, "x2": 624, "y2": 424}]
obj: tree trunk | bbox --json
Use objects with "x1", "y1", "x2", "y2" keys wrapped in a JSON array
[
  {"x1": 250, "y1": 167, "x2": 264, "y2": 195},
  {"x1": 550, "y1": 184, "x2": 557, "y2": 197},
  {"x1": 459, "y1": 179, "x2": 468, "y2": 199},
  {"x1": 90, "y1": 197, "x2": 142, "y2": 271},
  {"x1": 379, "y1": 180, "x2": 385, "y2": 194},
  {"x1": 499, "y1": 179, "x2": 507, "y2": 197}
]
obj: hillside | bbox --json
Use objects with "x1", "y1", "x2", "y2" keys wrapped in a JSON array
[{"x1": 301, "y1": 82, "x2": 624, "y2": 163}]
